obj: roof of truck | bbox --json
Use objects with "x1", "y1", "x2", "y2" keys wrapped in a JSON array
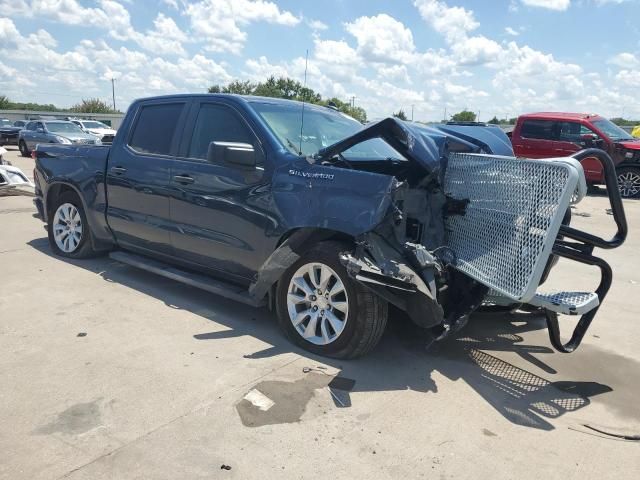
[{"x1": 521, "y1": 112, "x2": 604, "y2": 121}]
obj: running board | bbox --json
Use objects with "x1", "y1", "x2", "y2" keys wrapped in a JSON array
[
  {"x1": 109, "y1": 251, "x2": 265, "y2": 308},
  {"x1": 529, "y1": 291, "x2": 599, "y2": 316}
]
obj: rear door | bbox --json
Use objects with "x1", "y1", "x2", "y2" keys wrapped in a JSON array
[
  {"x1": 106, "y1": 100, "x2": 189, "y2": 255},
  {"x1": 168, "y1": 100, "x2": 270, "y2": 281},
  {"x1": 516, "y1": 119, "x2": 557, "y2": 158}
]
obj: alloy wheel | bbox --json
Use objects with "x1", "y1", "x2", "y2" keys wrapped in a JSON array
[
  {"x1": 286, "y1": 262, "x2": 349, "y2": 346},
  {"x1": 617, "y1": 170, "x2": 640, "y2": 198},
  {"x1": 52, "y1": 203, "x2": 83, "y2": 253}
]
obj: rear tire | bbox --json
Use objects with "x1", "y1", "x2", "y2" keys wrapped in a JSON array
[
  {"x1": 19, "y1": 140, "x2": 30, "y2": 157},
  {"x1": 276, "y1": 241, "x2": 388, "y2": 359},
  {"x1": 47, "y1": 192, "x2": 98, "y2": 259},
  {"x1": 617, "y1": 167, "x2": 640, "y2": 199}
]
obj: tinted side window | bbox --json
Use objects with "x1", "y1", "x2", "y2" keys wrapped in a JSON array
[
  {"x1": 188, "y1": 104, "x2": 253, "y2": 160},
  {"x1": 521, "y1": 120, "x2": 555, "y2": 140},
  {"x1": 25, "y1": 122, "x2": 36, "y2": 131},
  {"x1": 128, "y1": 103, "x2": 185, "y2": 155},
  {"x1": 557, "y1": 121, "x2": 583, "y2": 142}
]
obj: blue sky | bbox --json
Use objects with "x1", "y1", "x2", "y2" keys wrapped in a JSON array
[{"x1": 0, "y1": 0, "x2": 638, "y2": 121}]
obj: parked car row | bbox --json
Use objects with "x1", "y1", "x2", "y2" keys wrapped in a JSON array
[{"x1": 1, "y1": 118, "x2": 117, "y2": 151}]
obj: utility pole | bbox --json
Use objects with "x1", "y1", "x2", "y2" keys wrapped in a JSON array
[
  {"x1": 111, "y1": 77, "x2": 116, "y2": 111},
  {"x1": 350, "y1": 96, "x2": 356, "y2": 108},
  {"x1": 411, "y1": 104, "x2": 414, "y2": 121},
  {"x1": 443, "y1": 107, "x2": 447, "y2": 122}
]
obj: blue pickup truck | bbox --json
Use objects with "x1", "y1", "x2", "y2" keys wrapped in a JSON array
[{"x1": 33, "y1": 94, "x2": 627, "y2": 358}]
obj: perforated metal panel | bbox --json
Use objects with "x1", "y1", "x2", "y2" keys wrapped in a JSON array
[
  {"x1": 530, "y1": 291, "x2": 599, "y2": 315},
  {"x1": 443, "y1": 153, "x2": 581, "y2": 302}
]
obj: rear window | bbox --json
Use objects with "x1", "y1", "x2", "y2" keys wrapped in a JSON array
[
  {"x1": 521, "y1": 119, "x2": 555, "y2": 140},
  {"x1": 128, "y1": 103, "x2": 185, "y2": 155}
]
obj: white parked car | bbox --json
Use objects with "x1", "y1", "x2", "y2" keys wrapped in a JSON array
[{"x1": 70, "y1": 120, "x2": 117, "y2": 144}]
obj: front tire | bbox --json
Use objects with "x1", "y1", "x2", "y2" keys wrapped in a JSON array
[
  {"x1": 19, "y1": 140, "x2": 30, "y2": 157},
  {"x1": 47, "y1": 192, "x2": 97, "y2": 258},
  {"x1": 276, "y1": 241, "x2": 388, "y2": 359},
  {"x1": 617, "y1": 167, "x2": 640, "y2": 199}
]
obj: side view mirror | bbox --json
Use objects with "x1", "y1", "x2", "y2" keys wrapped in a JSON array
[
  {"x1": 581, "y1": 134, "x2": 596, "y2": 142},
  {"x1": 207, "y1": 141, "x2": 256, "y2": 167}
]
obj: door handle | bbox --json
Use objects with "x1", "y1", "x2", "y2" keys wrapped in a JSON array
[
  {"x1": 111, "y1": 166, "x2": 127, "y2": 175},
  {"x1": 173, "y1": 174, "x2": 194, "y2": 184}
]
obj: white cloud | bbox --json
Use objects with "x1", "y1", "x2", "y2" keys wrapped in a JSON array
[
  {"x1": 307, "y1": 19, "x2": 328, "y2": 31},
  {"x1": 505, "y1": 27, "x2": 519, "y2": 36},
  {"x1": 414, "y1": 0, "x2": 479, "y2": 42},
  {"x1": 185, "y1": 0, "x2": 300, "y2": 54},
  {"x1": 314, "y1": 39, "x2": 360, "y2": 66},
  {"x1": 520, "y1": 0, "x2": 571, "y2": 10},
  {"x1": 609, "y1": 52, "x2": 640, "y2": 69},
  {"x1": 451, "y1": 35, "x2": 503, "y2": 65},
  {"x1": 345, "y1": 14, "x2": 415, "y2": 64}
]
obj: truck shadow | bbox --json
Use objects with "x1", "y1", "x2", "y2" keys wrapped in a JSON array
[{"x1": 28, "y1": 238, "x2": 627, "y2": 432}]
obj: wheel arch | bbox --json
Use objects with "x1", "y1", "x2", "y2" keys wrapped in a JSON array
[
  {"x1": 45, "y1": 182, "x2": 86, "y2": 219},
  {"x1": 251, "y1": 227, "x2": 358, "y2": 302},
  {"x1": 45, "y1": 181, "x2": 113, "y2": 252}
]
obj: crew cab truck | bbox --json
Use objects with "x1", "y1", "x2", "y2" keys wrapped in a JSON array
[
  {"x1": 32, "y1": 94, "x2": 627, "y2": 358},
  {"x1": 511, "y1": 112, "x2": 640, "y2": 198}
]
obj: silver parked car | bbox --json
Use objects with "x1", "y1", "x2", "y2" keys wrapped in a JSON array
[
  {"x1": 69, "y1": 119, "x2": 117, "y2": 144},
  {"x1": 19, "y1": 120, "x2": 101, "y2": 156}
]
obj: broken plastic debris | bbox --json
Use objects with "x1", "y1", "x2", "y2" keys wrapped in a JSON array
[
  {"x1": 76, "y1": 332, "x2": 87, "y2": 337},
  {"x1": 220, "y1": 464, "x2": 232, "y2": 470}
]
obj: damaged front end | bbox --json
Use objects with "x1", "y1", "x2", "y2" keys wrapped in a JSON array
[
  {"x1": 0, "y1": 149, "x2": 35, "y2": 197},
  {"x1": 315, "y1": 118, "x2": 627, "y2": 352}
]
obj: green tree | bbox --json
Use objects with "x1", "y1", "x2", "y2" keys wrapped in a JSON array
[
  {"x1": 322, "y1": 97, "x2": 367, "y2": 123},
  {"x1": 451, "y1": 110, "x2": 476, "y2": 122},
  {"x1": 487, "y1": 116, "x2": 500, "y2": 125},
  {"x1": 70, "y1": 98, "x2": 117, "y2": 113},
  {"x1": 0, "y1": 95, "x2": 10, "y2": 110},
  {"x1": 207, "y1": 77, "x2": 368, "y2": 123},
  {"x1": 610, "y1": 117, "x2": 639, "y2": 127},
  {"x1": 393, "y1": 109, "x2": 408, "y2": 121}
]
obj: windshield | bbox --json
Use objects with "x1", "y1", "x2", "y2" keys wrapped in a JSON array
[
  {"x1": 251, "y1": 102, "x2": 403, "y2": 160},
  {"x1": 46, "y1": 122, "x2": 84, "y2": 134},
  {"x1": 82, "y1": 121, "x2": 108, "y2": 129},
  {"x1": 0, "y1": 119, "x2": 11, "y2": 127},
  {"x1": 592, "y1": 119, "x2": 634, "y2": 141}
]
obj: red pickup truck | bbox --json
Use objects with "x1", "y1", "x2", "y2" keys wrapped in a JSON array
[{"x1": 511, "y1": 112, "x2": 640, "y2": 198}]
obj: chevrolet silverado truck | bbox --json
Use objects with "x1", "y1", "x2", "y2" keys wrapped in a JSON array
[
  {"x1": 33, "y1": 94, "x2": 627, "y2": 358},
  {"x1": 511, "y1": 112, "x2": 640, "y2": 198}
]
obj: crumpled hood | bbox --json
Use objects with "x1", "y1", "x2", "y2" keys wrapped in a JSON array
[
  {"x1": 618, "y1": 140, "x2": 640, "y2": 151},
  {"x1": 316, "y1": 117, "x2": 514, "y2": 179}
]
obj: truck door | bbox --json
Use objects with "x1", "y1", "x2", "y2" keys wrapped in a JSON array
[
  {"x1": 168, "y1": 100, "x2": 270, "y2": 282},
  {"x1": 106, "y1": 100, "x2": 188, "y2": 255},
  {"x1": 515, "y1": 119, "x2": 556, "y2": 158},
  {"x1": 553, "y1": 121, "x2": 603, "y2": 182}
]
